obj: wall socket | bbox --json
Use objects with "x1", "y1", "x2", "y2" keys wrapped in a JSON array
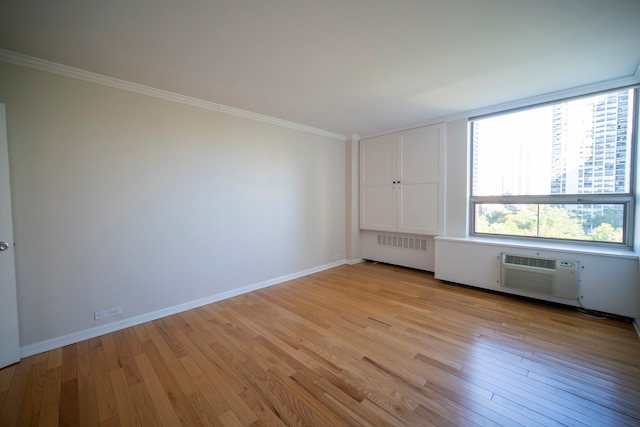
[{"x1": 95, "y1": 306, "x2": 122, "y2": 320}]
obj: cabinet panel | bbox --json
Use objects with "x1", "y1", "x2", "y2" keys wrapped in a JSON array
[
  {"x1": 398, "y1": 125, "x2": 442, "y2": 183},
  {"x1": 360, "y1": 133, "x2": 395, "y2": 186},
  {"x1": 361, "y1": 185, "x2": 395, "y2": 231},
  {"x1": 398, "y1": 183, "x2": 440, "y2": 234}
]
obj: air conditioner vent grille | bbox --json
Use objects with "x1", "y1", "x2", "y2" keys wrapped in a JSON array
[
  {"x1": 503, "y1": 254, "x2": 556, "y2": 270},
  {"x1": 500, "y1": 253, "x2": 579, "y2": 300}
]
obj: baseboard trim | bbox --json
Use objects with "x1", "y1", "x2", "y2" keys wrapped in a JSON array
[
  {"x1": 347, "y1": 258, "x2": 364, "y2": 265},
  {"x1": 20, "y1": 260, "x2": 345, "y2": 358}
]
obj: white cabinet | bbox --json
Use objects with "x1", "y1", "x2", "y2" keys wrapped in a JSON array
[{"x1": 360, "y1": 124, "x2": 444, "y2": 235}]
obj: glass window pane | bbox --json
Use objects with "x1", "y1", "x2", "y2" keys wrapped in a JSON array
[
  {"x1": 474, "y1": 203, "x2": 624, "y2": 243},
  {"x1": 472, "y1": 89, "x2": 635, "y2": 197}
]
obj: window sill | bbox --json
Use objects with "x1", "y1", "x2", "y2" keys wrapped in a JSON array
[{"x1": 434, "y1": 235, "x2": 639, "y2": 260}]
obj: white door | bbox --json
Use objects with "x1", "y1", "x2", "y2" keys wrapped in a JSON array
[{"x1": 0, "y1": 103, "x2": 20, "y2": 368}]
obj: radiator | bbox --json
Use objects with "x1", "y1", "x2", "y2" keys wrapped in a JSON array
[
  {"x1": 360, "y1": 232, "x2": 433, "y2": 271},
  {"x1": 500, "y1": 253, "x2": 579, "y2": 300}
]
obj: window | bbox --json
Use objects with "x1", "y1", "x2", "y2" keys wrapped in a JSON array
[{"x1": 470, "y1": 87, "x2": 638, "y2": 246}]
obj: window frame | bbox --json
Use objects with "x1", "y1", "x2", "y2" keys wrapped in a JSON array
[{"x1": 469, "y1": 86, "x2": 639, "y2": 248}]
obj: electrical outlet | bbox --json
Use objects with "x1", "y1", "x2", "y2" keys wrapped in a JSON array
[{"x1": 95, "y1": 306, "x2": 122, "y2": 320}]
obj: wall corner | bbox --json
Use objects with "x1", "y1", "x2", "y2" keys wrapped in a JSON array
[{"x1": 346, "y1": 134, "x2": 361, "y2": 261}]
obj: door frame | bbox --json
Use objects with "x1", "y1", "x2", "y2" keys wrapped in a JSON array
[{"x1": 0, "y1": 103, "x2": 21, "y2": 368}]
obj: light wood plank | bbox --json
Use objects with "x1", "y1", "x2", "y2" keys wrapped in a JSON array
[
  {"x1": 88, "y1": 337, "x2": 118, "y2": 422},
  {"x1": 0, "y1": 356, "x2": 33, "y2": 426},
  {"x1": 37, "y1": 366, "x2": 62, "y2": 425},
  {"x1": 138, "y1": 338, "x2": 203, "y2": 426},
  {"x1": 109, "y1": 368, "x2": 140, "y2": 427},
  {"x1": 179, "y1": 355, "x2": 230, "y2": 417},
  {"x1": 16, "y1": 359, "x2": 47, "y2": 426},
  {"x1": 134, "y1": 354, "x2": 183, "y2": 427},
  {"x1": 127, "y1": 382, "x2": 161, "y2": 426},
  {"x1": 75, "y1": 340, "x2": 99, "y2": 427},
  {"x1": 0, "y1": 363, "x2": 16, "y2": 412}
]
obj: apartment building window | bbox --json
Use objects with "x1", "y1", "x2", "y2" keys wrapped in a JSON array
[{"x1": 470, "y1": 87, "x2": 638, "y2": 247}]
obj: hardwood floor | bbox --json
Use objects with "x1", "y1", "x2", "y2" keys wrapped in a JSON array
[{"x1": 1, "y1": 261, "x2": 639, "y2": 426}]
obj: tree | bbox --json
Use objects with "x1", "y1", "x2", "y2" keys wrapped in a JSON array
[
  {"x1": 590, "y1": 223, "x2": 623, "y2": 242},
  {"x1": 538, "y1": 205, "x2": 586, "y2": 240},
  {"x1": 476, "y1": 204, "x2": 587, "y2": 240}
]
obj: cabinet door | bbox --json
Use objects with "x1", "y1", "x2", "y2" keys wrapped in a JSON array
[
  {"x1": 360, "y1": 134, "x2": 396, "y2": 231},
  {"x1": 397, "y1": 124, "x2": 445, "y2": 234}
]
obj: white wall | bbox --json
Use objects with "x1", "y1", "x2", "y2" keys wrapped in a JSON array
[
  {"x1": 0, "y1": 61, "x2": 346, "y2": 351},
  {"x1": 443, "y1": 119, "x2": 468, "y2": 237}
]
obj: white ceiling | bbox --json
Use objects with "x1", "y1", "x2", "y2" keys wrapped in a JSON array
[{"x1": 1, "y1": 0, "x2": 639, "y2": 137}]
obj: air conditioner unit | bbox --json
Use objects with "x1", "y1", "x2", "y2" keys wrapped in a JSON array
[{"x1": 500, "y1": 253, "x2": 579, "y2": 300}]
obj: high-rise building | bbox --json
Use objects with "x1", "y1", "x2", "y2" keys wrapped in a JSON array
[
  {"x1": 550, "y1": 90, "x2": 631, "y2": 233},
  {"x1": 551, "y1": 91, "x2": 630, "y2": 195}
]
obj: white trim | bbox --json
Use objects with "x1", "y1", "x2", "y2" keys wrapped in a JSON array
[
  {"x1": 347, "y1": 258, "x2": 364, "y2": 265},
  {"x1": 434, "y1": 236, "x2": 639, "y2": 260},
  {"x1": 361, "y1": 66, "x2": 640, "y2": 140},
  {"x1": 19, "y1": 260, "x2": 345, "y2": 358},
  {"x1": 0, "y1": 49, "x2": 346, "y2": 141}
]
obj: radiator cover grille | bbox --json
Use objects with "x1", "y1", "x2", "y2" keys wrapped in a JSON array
[{"x1": 377, "y1": 234, "x2": 428, "y2": 252}]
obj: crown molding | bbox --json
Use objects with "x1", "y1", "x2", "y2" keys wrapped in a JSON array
[{"x1": 0, "y1": 49, "x2": 346, "y2": 141}]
